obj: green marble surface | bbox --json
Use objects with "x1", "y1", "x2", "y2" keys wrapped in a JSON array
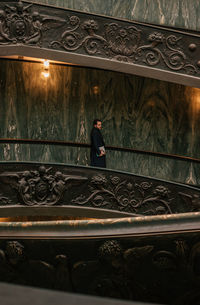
[
  {"x1": 29, "y1": 0, "x2": 200, "y2": 31},
  {"x1": 0, "y1": 59, "x2": 200, "y2": 184}
]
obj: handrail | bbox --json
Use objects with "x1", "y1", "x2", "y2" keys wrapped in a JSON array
[
  {"x1": 0, "y1": 137, "x2": 200, "y2": 163},
  {"x1": 0, "y1": 212, "x2": 200, "y2": 239}
]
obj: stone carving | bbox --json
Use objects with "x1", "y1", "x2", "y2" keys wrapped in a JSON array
[
  {"x1": 72, "y1": 240, "x2": 155, "y2": 300},
  {"x1": 0, "y1": 240, "x2": 72, "y2": 290},
  {"x1": 52, "y1": 16, "x2": 106, "y2": 55},
  {"x1": 152, "y1": 250, "x2": 177, "y2": 270},
  {"x1": 0, "y1": 237, "x2": 200, "y2": 304},
  {"x1": 6, "y1": 241, "x2": 25, "y2": 264},
  {"x1": 152, "y1": 239, "x2": 200, "y2": 277},
  {"x1": 0, "y1": 1, "x2": 66, "y2": 46},
  {"x1": 51, "y1": 16, "x2": 198, "y2": 74},
  {"x1": 179, "y1": 192, "x2": 200, "y2": 211},
  {"x1": 72, "y1": 238, "x2": 200, "y2": 302},
  {"x1": 104, "y1": 23, "x2": 141, "y2": 60},
  {"x1": 0, "y1": 165, "x2": 87, "y2": 205},
  {"x1": 136, "y1": 32, "x2": 197, "y2": 74},
  {"x1": 72, "y1": 174, "x2": 173, "y2": 215},
  {"x1": 0, "y1": 193, "x2": 11, "y2": 205},
  {"x1": 0, "y1": 163, "x2": 198, "y2": 214},
  {"x1": 98, "y1": 240, "x2": 123, "y2": 262},
  {"x1": 0, "y1": 1, "x2": 198, "y2": 77}
]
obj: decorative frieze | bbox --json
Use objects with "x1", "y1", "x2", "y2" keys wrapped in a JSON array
[
  {"x1": 0, "y1": 235, "x2": 200, "y2": 304},
  {"x1": 0, "y1": 1, "x2": 199, "y2": 83},
  {"x1": 0, "y1": 162, "x2": 199, "y2": 216}
]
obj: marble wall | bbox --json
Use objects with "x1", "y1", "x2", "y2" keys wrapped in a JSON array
[
  {"x1": 0, "y1": 59, "x2": 200, "y2": 184},
  {"x1": 30, "y1": 0, "x2": 200, "y2": 31}
]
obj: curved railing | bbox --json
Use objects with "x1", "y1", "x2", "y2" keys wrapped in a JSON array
[
  {"x1": 0, "y1": 2, "x2": 200, "y2": 304},
  {"x1": 0, "y1": 161, "x2": 199, "y2": 218},
  {"x1": 0, "y1": 138, "x2": 200, "y2": 164},
  {"x1": 0, "y1": 0, "x2": 200, "y2": 88},
  {"x1": 0, "y1": 213, "x2": 200, "y2": 305},
  {"x1": 1, "y1": 211, "x2": 200, "y2": 238}
]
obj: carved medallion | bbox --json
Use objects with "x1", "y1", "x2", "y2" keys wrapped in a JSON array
[
  {"x1": 0, "y1": 1, "x2": 66, "y2": 45},
  {"x1": 0, "y1": 165, "x2": 87, "y2": 206}
]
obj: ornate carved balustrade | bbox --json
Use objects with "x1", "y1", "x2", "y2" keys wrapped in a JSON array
[
  {"x1": 0, "y1": 162, "x2": 199, "y2": 218},
  {"x1": 0, "y1": 0, "x2": 200, "y2": 87},
  {"x1": 0, "y1": 213, "x2": 200, "y2": 305},
  {"x1": 1, "y1": 2, "x2": 200, "y2": 304}
]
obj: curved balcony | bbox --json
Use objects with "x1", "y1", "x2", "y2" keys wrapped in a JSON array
[
  {"x1": 0, "y1": 161, "x2": 199, "y2": 218},
  {"x1": 0, "y1": 1, "x2": 200, "y2": 304},
  {"x1": 0, "y1": 0, "x2": 199, "y2": 88}
]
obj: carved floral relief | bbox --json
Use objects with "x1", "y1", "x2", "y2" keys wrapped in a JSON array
[
  {"x1": 0, "y1": 1, "x2": 198, "y2": 76},
  {"x1": 51, "y1": 16, "x2": 198, "y2": 75},
  {"x1": 0, "y1": 162, "x2": 199, "y2": 215},
  {"x1": 72, "y1": 174, "x2": 173, "y2": 215}
]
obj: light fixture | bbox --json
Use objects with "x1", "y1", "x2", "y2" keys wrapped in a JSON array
[
  {"x1": 42, "y1": 59, "x2": 50, "y2": 78},
  {"x1": 42, "y1": 71, "x2": 50, "y2": 78},
  {"x1": 43, "y1": 59, "x2": 49, "y2": 68},
  {"x1": 92, "y1": 85, "x2": 99, "y2": 95}
]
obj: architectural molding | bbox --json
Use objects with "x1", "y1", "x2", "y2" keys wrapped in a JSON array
[
  {"x1": 0, "y1": 1, "x2": 199, "y2": 87},
  {"x1": 0, "y1": 162, "x2": 199, "y2": 217},
  {"x1": 0, "y1": 220, "x2": 200, "y2": 304}
]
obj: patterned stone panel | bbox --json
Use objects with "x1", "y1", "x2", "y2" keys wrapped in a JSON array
[
  {"x1": 0, "y1": 1, "x2": 200, "y2": 185},
  {"x1": 29, "y1": 0, "x2": 200, "y2": 31},
  {"x1": 0, "y1": 59, "x2": 200, "y2": 184},
  {"x1": 1, "y1": 59, "x2": 200, "y2": 184}
]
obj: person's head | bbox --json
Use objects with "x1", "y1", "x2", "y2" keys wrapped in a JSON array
[{"x1": 93, "y1": 119, "x2": 102, "y2": 130}]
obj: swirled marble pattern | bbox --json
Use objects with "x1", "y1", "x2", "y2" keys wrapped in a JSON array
[
  {"x1": 0, "y1": 59, "x2": 200, "y2": 184},
  {"x1": 30, "y1": 0, "x2": 200, "y2": 31}
]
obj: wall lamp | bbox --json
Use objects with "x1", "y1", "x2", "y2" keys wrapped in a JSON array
[{"x1": 42, "y1": 59, "x2": 50, "y2": 78}]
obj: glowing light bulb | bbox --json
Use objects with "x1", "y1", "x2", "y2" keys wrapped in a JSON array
[
  {"x1": 92, "y1": 85, "x2": 99, "y2": 95},
  {"x1": 43, "y1": 60, "x2": 49, "y2": 68},
  {"x1": 42, "y1": 71, "x2": 50, "y2": 78}
]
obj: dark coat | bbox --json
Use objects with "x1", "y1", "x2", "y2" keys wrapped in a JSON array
[{"x1": 90, "y1": 127, "x2": 106, "y2": 168}]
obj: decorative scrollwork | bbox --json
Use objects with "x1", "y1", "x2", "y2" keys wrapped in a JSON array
[
  {"x1": 50, "y1": 14, "x2": 198, "y2": 74},
  {"x1": 0, "y1": 1, "x2": 198, "y2": 76},
  {"x1": 0, "y1": 162, "x2": 198, "y2": 214},
  {"x1": 134, "y1": 33, "x2": 197, "y2": 74},
  {"x1": 51, "y1": 16, "x2": 106, "y2": 55},
  {"x1": 72, "y1": 174, "x2": 173, "y2": 215}
]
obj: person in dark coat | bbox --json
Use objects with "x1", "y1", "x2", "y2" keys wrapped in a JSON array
[{"x1": 90, "y1": 119, "x2": 106, "y2": 168}]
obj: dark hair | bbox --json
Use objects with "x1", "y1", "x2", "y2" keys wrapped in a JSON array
[{"x1": 93, "y1": 119, "x2": 101, "y2": 126}]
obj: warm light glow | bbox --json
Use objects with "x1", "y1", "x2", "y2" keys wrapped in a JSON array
[
  {"x1": 42, "y1": 71, "x2": 50, "y2": 78},
  {"x1": 43, "y1": 59, "x2": 49, "y2": 68},
  {"x1": 92, "y1": 85, "x2": 99, "y2": 95},
  {"x1": 0, "y1": 218, "x2": 9, "y2": 222},
  {"x1": 190, "y1": 88, "x2": 200, "y2": 112}
]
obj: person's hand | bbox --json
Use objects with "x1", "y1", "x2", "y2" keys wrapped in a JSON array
[{"x1": 99, "y1": 151, "x2": 105, "y2": 156}]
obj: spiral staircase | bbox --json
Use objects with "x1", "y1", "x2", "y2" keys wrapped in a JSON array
[{"x1": 0, "y1": 1, "x2": 200, "y2": 304}]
